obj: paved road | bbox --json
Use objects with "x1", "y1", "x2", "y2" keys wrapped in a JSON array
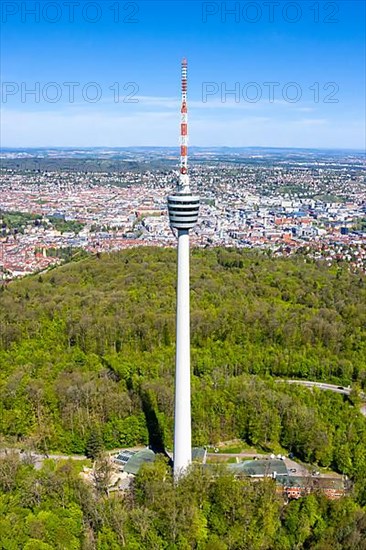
[
  {"x1": 283, "y1": 380, "x2": 351, "y2": 395},
  {"x1": 0, "y1": 449, "x2": 88, "y2": 469},
  {"x1": 0, "y1": 446, "x2": 147, "y2": 469},
  {"x1": 279, "y1": 379, "x2": 366, "y2": 416}
]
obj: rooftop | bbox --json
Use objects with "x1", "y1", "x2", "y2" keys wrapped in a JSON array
[
  {"x1": 228, "y1": 459, "x2": 288, "y2": 478},
  {"x1": 124, "y1": 449, "x2": 156, "y2": 475}
]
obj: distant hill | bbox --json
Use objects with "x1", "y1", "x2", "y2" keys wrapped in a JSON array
[{"x1": 1, "y1": 146, "x2": 364, "y2": 172}]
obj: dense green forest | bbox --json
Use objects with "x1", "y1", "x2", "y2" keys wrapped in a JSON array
[
  {"x1": 0, "y1": 454, "x2": 365, "y2": 549},
  {"x1": 0, "y1": 248, "x2": 366, "y2": 505}
]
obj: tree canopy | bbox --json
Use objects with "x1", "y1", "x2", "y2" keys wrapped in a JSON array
[{"x1": 0, "y1": 247, "x2": 366, "y2": 505}]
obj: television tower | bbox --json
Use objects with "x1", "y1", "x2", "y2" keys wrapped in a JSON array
[{"x1": 167, "y1": 58, "x2": 199, "y2": 478}]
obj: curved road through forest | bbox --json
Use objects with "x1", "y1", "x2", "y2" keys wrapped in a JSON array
[{"x1": 279, "y1": 379, "x2": 366, "y2": 416}]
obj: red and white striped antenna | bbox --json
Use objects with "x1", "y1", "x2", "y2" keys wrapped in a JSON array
[{"x1": 179, "y1": 58, "x2": 189, "y2": 191}]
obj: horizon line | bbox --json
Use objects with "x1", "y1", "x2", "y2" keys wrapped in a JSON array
[{"x1": 1, "y1": 145, "x2": 365, "y2": 153}]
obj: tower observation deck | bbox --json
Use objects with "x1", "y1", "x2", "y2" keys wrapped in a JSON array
[
  {"x1": 167, "y1": 58, "x2": 199, "y2": 479},
  {"x1": 167, "y1": 193, "x2": 200, "y2": 230}
]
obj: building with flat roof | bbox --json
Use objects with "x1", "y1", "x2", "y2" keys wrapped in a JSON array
[{"x1": 229, "y1": 459, "x2": 288, "y2": 480}]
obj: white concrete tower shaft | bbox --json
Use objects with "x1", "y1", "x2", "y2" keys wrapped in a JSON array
[
  {"x1": 167, "y1": 59, "x2": 199, "y2": 478},
  {"x1": 174, "y1": 227, "x2": 191, "y2": 476}
]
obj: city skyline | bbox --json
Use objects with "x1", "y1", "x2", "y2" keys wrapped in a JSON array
[{"x1": 1, "y1": 1, "x2": 365, "y2": 149}]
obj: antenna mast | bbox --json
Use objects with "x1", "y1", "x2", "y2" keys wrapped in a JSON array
[{"x1": 180, "y1": 58, "x2": 189, "y2": 191}]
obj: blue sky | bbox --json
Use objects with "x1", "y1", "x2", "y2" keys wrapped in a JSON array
[{"x1": 1, "y1": 0, "x2": 365, "y2": 148}]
